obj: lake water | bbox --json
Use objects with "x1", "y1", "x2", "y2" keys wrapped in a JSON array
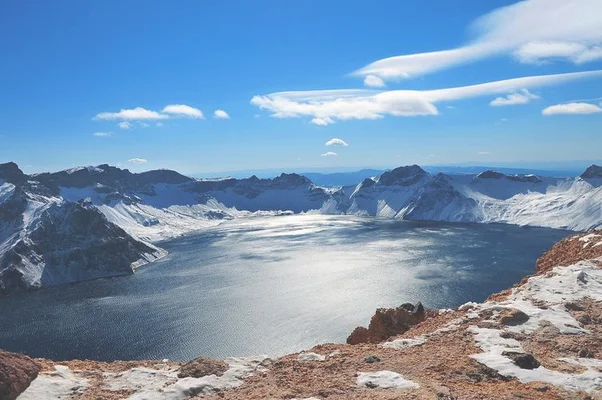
[{"x1": 0, "y1": 215, "x2": 570, "y2": 362}]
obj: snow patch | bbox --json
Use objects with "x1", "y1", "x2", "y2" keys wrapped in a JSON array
[
  {"x1": 18, "y1": 366, "x2": 88, "y2": 400},
  {"x1": 298, "y1": 352, "x2": 326, "y2": 362},
  {"x1": 103, "y1": 356, "x2": 270, "y2": 400},
  {"x1": 467, "y1": 261, "x2": 602, "y2": 393},
  {"x1": 380, "y1": 335, "x2": 427, "y2": 349},
  {"x1": 356, "y1": 370, "x2": 419, "y2": 389}
]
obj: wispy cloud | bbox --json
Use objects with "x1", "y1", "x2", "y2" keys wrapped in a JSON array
[
  {"x1": 93, "y1": 132, "x2": 112, "y2": 137},
  {"x1": 162, "y1": 104, "x2": 204, "y2": 119},
  {"x1": 321, "y1": 152, "x2": 338, "y2": 157},
  {"x1": 128, "y1": 158, "x2": 148, "y2": 164},
  {"x1": 96, "y1": 107, "x2": 168, "y2": 121},
  {"x1": 95, "y1": 104, "x2": 204, "y2": 121},
  {"x1": 213, "y1": 109, "x2": 230, "y2": 119},
  {"x1": 352, "y1": 0, "x2": 602, "y2": 82},
  {"x1": 489, "y1": 89, "x2": 540, "y2": 106},
  {"x1": 542, "y1": 102, "x2": 602, "y2": 115},
  {"x1": 118, "y1": 121, "x2": 132, "y2": 129},
  {"x1": 325, "y1": 138, "x2": 349, "y2": 146},
  {"x1": 252, "y1": 70, "x2": 602, "y2": 125},
  {"x1": 478, "y1": 151, "x2": 491, "y2": 155}
]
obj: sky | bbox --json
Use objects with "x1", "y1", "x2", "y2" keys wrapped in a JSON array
[{"x1": 1, "y1": 0, "x2": 602, "y2": 175}]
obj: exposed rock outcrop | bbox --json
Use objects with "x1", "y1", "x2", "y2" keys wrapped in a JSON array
[
  {"x1": 377, "y1": 165, "x2": 428, "y2": 186},
  {"x1": 580, "y1": 164, "x2": 602, "y2": 179},
  {"x1": 177, "y1": 356, "x2": 229, "y2": 378},
  {"x1": 347, "y1": 302, "x2": 426, "y2": 344},
  {"x1": 0, "y1": 350, "x2": 39, "y2": 400},
  {"x1": 536, "y1": 230, "x2": 602, "y2": 274}
]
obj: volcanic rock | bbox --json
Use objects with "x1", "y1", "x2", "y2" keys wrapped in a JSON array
[
  {"x1": 0, "y1": 350, "x2": 40, "y2": 400},
  {"x1": 347, "y1": 302, "x2": 426, "y2": 344}
]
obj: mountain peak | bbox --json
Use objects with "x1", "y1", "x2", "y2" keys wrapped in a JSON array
[
  {"x1": 580, "y1": 164, "x2": 602, "y2": 179},
  {"x1": 378, "y1": 165, "x2": 428, "y2": 186},
  {"x1": 0, "y1": 162, "x2": 27, "y2": 184}
]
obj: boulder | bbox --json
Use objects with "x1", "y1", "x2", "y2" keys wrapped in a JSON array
[
  {"x1": 501, "y1": 351, "x2": 540, "y2": 370},
  {"x1": 498, "y1": 308, "x2": 530, "y2": 326},
  {"x1": 347, "y1": 302, "x2": 426, "y2": 344},
  {"x1": 178, "y1": 356, "x2": 229, "y2": 379},
  {"x1": 0, "y1": 350, "x2": 40, "y2": 400}
]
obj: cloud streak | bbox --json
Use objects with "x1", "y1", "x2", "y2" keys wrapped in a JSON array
[
  {"x1": 352, "y1": 0, "x2": 602, "y2": 82},
  {"x1": 252, "y1": 70, "x2": 602, "y2": 125},
  {"x1": 325, "y1": 138, "x2": 349, "y2": 146},
  {"x1": 321, "y1": 152, "x2": 338, "y2": 157},
  {"x1": 542, "y1": 102, "x2": 602, "y2": 115},
  {"x1": 128, "y1": 158, "x2": 148, "y2": 164},
  {"x1": 95, "y1": 107, "x2": 168, "y2": 121},
  {"x1": 95, "y1": 104, "x2": 204, "y2": 121},
  {"x1": 93, "y1": 132, "x2": 112, "y2": 137},
  {"x1": 162, "y1": 104, "x2": 204, "y2": 119},
  {"x1": 489, "y1": 89, "x2": 540, "y2": 106}
]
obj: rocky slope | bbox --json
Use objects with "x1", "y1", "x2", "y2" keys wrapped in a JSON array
[
  {"x1": 2, "y1": 161, "x2": 602, "y2": 293},
  {"x1": 7, "y1": 230, "x2": 601, "y2": 399},
  {"x1": 0, "y1": 163, "x2": 165, "y2": 295}
]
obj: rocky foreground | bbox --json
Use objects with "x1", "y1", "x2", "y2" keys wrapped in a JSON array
[{"x1": 2, "y1": 231, "x2": 602, "y2": 400}]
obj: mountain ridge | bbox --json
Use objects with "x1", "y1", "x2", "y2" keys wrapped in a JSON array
[{"x1": 1, "y1": 161, "x2": 602, "y2": 293}]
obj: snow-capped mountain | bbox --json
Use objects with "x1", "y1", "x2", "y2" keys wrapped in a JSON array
[{"x1": 1, "y1": 161, "x2": 602, "y2": 294}]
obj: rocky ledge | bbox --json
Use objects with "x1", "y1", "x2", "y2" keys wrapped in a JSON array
[{"x1": 4, "y1": 230, "x2": 602, "y2": 399}]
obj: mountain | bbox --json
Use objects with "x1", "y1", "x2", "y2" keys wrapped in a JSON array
[{"x1": 1, "y1": 161, "x2": 602, "y2": 293}]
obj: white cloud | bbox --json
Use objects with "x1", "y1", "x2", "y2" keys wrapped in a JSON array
[
  {"x1": 93, "y1": 132, "x2": 112, "y2": 137},
  {"x1": 95, "y1": 107, "x2": 168, "y2": 121},
  {"x1": 321, "y1": 152, "x2": 338, "y2": 157},
  {"x1": 118, "y1": 121, "x2": 132, "y2": 129},
  {"x1": 514, "y1": 41, "x2": 602, "y2": 65},
  {"x1": 542, "y1": 102, "x2": 602, "y2": 115},
  {"x1": 251, "y1": 70, "x2": 602, "y2": 124},
  {"x1": 489, "y1": 89, "x2": 540, "y2": 106},
  {"x1": 162, "y1": 104, "x2": 204, "y2": 119},
  {"x1": 156, "y1": 122, "x2": 164, "y2": 127},
  {"x1": 352, "y1": 0, "x2": 602, "y2": 82},
  {"x1": 325, "y1": 138, "x2": 349, "y2": 146},
  {"x1": 478, "y1": 151, "x2": 490, "y2": 155},
  {"x1": 128, "y1": 158, "x2": 148, "y2": 164},
  {"x1": 311, "y1": 117, "x2": 335, "y2": 126},
  {"x1": 213, "y1": 109, "x2": 230, "y2": 119},
  {"x1": 363, "y1": 75, "x2": 386, "y2": 88}
]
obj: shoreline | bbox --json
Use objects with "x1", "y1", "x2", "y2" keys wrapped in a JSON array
[{"x1": 4, "y1": 229, "x2": 601, "y2": 399}]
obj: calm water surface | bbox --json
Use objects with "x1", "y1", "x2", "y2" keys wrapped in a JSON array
[{"x1": 0, "y1": 215, "x2": 570, "y2": 361}]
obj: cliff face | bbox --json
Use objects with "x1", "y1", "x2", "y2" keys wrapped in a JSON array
[{"x1": 12, "y1": 231, "x2": 602, "y2": 399}]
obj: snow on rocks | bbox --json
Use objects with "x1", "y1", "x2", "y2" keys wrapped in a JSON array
[
  {"x1": 298, "y1": 352, "x2": 326, "y2": 362},
  {"x1": 380, "y1": 335, "x2": 427, "y2": 350},
  {"x1": 356, "y1": 370, "x2": 420, "y2": 389},
  {"x1": 18, "y1": 365, "x2": 88, "y2": 400},
  {"x1": 466, "y1": 261, "x2": 602, "y2": 393},
  {"x1": 101, "y1": 356, "x2": 271, "y2": 400},
  {"x1": 469, "y1": 326, "x2": 602, "y2": 392}
]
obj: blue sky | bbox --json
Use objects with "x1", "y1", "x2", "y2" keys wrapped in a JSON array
[{"x1": 1, "y1": 0, "x2": 601, "y2": 175}]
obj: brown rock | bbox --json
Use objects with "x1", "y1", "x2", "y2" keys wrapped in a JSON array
[
  {"x1": 0, "y1": 350, "x2": 40, "y2": 400},
  {"x1": 498, "y1": 308, "x2": 530, "y2": 326},
  {"x1": 347, "y1": 302, "x2": 426, "y2": 344},
  {"x1": 536, "y1": 230, "x2": 602, "y2": 274},
  {"x1": 177, "y1": 356, "x2": 228, "y2": 379}
]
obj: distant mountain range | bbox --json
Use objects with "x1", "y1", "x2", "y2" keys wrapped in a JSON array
[{"x1": 1, "y1": 161, "x2": 602, "y2": 294}]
